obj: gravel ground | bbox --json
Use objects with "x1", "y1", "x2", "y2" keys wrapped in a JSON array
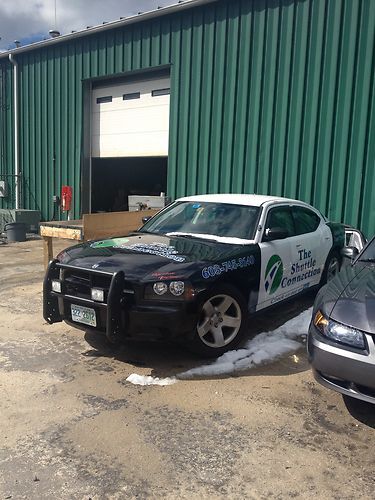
[{"x1": 0, "y1": 238, "x2": 374, "y2": 499}]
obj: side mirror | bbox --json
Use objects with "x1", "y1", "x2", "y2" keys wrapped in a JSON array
[
  {"x1": 341, "y1": 246, "x2": 359, "y2": 260},
  {"x1": 264, "y1": 227, "x2": 289, "y2": 241},
  {"x1": 142, "y1": 216, "x2": 152, "y2": 224}
]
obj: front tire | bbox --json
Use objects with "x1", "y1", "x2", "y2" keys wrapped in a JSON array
[{"x1": 189, "y1": 285, "x2": 248, "y2": 357}]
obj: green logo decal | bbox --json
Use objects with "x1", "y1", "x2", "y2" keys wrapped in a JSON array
[
  {"x1": 90, "y1": 237, "x2": 129, "y2": 249},
  {"x1": 264, "y1": 254, "x2": 283, "y2": 294}
]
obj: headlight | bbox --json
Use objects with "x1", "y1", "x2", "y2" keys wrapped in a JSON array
[
  {"x1": 51, "y1": 280, "x2": 61, "y2": 293},
  {"x1": 313, "y1": 310, "x2": 366, "y2": 349},
  {"x1": 153, "y1": 282, "x2": 168, "y2": 295},
  {"x1": 169, "y1": 281, "x2": 184, "y2": 296},
  {"x1": 91, "y1": 288, "x2": 104, "y2": 302},
  {"x1": 145, "y1": 281, "x2": 194, "y2": 300}
]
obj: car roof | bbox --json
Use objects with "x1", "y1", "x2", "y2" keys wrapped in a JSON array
[{"x1": 176, "y1": 193, "x2": 307, "y2": 208}]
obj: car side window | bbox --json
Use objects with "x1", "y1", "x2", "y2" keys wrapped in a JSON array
[
  {"x1": 263, "y1": 206, "x2": 295, "y2": 240},
  {"x1": 292, "y1": 206, "x2": 320, "y2": 235}
]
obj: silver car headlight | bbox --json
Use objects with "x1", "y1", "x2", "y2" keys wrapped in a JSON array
[
  {"x1": 313, "y1": 310, "x2": 366, "y2": 350},
  {"x1": 145, "y1": 281, "x2": 195, "y2": 300},
  {"x1": 153, "y1": 282, "x2": 168, "y2": 295},
  {"x1": 169, "y1": 281, "x2": 185, "y2": 296}
]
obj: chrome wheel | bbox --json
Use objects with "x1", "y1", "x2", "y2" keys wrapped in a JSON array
[
  {"x1": 326, "y1": 255, "x2": 340, "y2": 282},
  {"x1": 197, "y1": 294, "x2": 242, "y2": 349}
]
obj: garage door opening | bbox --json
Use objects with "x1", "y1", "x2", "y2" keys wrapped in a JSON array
[
  {"x1": 91, "y1": 157, "x2": 167, "y2": 213},
  {"x1": 87, "y1": 73, "x2": 171, "y2": 213}
]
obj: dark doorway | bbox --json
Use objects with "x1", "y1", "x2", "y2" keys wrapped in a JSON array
[{"x1": 91, "y1": 157, "x2": 167, "y2": 213}]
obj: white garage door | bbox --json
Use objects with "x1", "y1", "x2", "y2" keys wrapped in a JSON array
[{"x1": 91, "y1": 77, "x2": 170, "y2": 157}]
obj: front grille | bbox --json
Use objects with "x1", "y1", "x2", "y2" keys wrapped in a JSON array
[
  {"x1": 321, "y1": 372, "x2": 375, "y2": 400},
  {"x1": 59, "y1": 266, "x2": 136, "y2": 306},
  {"x1": 62, "y1": 269, "x2": 112, "y2": 302}
]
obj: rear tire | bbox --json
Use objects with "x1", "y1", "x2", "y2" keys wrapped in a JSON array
[
  {"x1": 188, "y1": 284, "x2": 248, "y2": 358},
  {"x1": 320, "y1": 250, "x2": 341, "y2": 285}
]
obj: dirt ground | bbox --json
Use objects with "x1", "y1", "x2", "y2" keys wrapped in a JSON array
[{"x1": 0, "y1": 237, "x2": 374, "y2": 500}]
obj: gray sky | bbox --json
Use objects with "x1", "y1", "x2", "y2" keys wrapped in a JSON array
[{"x1": 0, "y1": 0, "x2": 172, "y2": 52}]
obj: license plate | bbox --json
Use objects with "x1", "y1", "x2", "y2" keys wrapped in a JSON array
[{"x1": 71, "y1": 304, "x2": 97, "y2": 327}]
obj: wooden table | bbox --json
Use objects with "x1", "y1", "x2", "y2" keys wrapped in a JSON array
[{"x1": 39, "y1": 210, "x2": 158, "y2": 269}]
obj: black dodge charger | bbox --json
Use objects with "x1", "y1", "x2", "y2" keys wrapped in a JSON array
[{"x1": 44, "y1": 194, "x2": 347, "y2": 356}]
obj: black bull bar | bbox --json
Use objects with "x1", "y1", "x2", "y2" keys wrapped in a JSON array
[{"x1": 43, "y1": 259, "x2": 124, "y2": 343}]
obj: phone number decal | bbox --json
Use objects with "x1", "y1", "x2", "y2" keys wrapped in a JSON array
[{"x1": 202, "y1": 256, "x2": 255, "y2": 279}]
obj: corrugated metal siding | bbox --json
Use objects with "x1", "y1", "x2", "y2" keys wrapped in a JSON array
[
  {"x1": 1, "y1": 0, "x2": 375, "y2": 236},
  {"x1": 13, "y1": 15, "x2": 173, "y2": 220},
  {"x1": 169, "y1": 0, "x2": 375, "y2": 236},
  {"x1": 19, "y1": 45, "x2": 85, "y2": 218},
  {"x1": 0, "y1": 61, "x2": 15, "y2": 209}
]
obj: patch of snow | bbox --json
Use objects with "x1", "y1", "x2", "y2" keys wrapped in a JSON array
[
  {"x1": 177, "y1": 308, "x2": 312, "y2": 379},
  {"x1": 126, "y1": 373, "x2": 177, "y2": 386},
  {"x1": 177, "y1": 193, "x2": 296, "y2": 207},
  {"x1": 125, "y1": 308, "x2": 312, "y2": 385}
]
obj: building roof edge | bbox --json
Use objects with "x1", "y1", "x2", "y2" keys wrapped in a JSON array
[{"x1": 0, "y1": 0, "x2": 217, "y2": 60}]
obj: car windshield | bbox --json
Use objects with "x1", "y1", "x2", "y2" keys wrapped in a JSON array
[
  {"x1": 358, "y1": 236, "x2": 375, "y2": 262},
  {"x1": 139, "y1": 201, "x2": 260, "y2": 241}
]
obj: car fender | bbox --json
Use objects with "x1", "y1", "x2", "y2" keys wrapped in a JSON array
[
  {"x1": 194, "y1": 244, "x2": 262, "y2": 311},
  {"x1": 326, "y1": 222, "x2": 345, "y2": 252}
]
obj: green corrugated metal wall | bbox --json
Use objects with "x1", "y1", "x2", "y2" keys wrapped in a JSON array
[{"x1": 0, "y1": 0, "x2": 374, "y2": 235}]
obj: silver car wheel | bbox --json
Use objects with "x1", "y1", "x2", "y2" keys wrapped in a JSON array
[{"x1": 197, "y1": 294, "x2": 242, "y2": 349}]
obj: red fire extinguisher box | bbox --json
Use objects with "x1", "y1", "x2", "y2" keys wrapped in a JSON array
[{"x1": 61, "y1": 186, "x2": 73, "y2": 212}]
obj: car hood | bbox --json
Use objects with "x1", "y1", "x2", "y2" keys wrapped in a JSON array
[
  {"x1": 56, "y1": 232, "x2": 256, "y2": 281},
  {"x1": 325, "y1": 262, "x2": 375, "y2": 334}
]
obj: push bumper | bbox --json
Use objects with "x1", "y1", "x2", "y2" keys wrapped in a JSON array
[
  {"x1": 43, "y1": 260, "x2": 198, "y2": 343},
  {"x1": 308, "y1": 324, "x2": 375, "y2": 404},
  {"x1": 43, "y1": 260, "x2": 126, "y2": 342}
]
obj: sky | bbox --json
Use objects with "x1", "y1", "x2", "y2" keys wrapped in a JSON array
[{"x1": 0, "y1": 0, "x2": 173, "y2": 52}]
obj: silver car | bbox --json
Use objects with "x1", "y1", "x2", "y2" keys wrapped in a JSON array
[{"x1": 308, "y1": 234, "x2": 375, "y2": 404}]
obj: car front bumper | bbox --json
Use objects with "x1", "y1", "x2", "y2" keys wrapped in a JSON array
[
  {"x1": 307, "y1": 323, "x2": 375, "y2": 404},
  {"x1": 43, "y1": 260, "x2": 199, "y2": 343}
]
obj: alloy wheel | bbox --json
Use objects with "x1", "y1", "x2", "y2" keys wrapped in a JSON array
[{"x1": 197, "y1": 294, "x2": 242, "y2": 348}]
